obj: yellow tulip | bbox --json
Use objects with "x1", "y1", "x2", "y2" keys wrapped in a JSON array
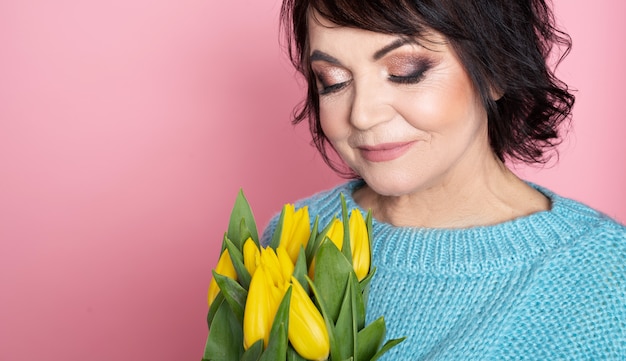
[
  {"x1": 243, "y1": 237, "x2": 260, "y2": 276},
  {"x1": 288, "y1": 277, "x2": 330, "y2": 361},
  {"x1": 309, "y1": 212, "x2": 371, "y2": 281},
  {"x1": 207, "y1": 249, "x2": 238, "y2": 306},
  {"x1": 243, "y1": 265, "x2": 287, "y2": 349},
  {"x1": 308, "y1": 217, "x2": 343, "y2": 279},
  {"x1": 325, "y1": 218, "x2": 344, "y2": 250},
  {"x1": 349, "y1": 209, "x2": 370, "y2": 281},
  {"x1": 260, "y1": 247, "x2": 286, "y2": 286},
  {"x1": 279, "y1": 205, "x2": 311, "y2": 263},
  {"x1": 276, "y1": 246, "x2": 295, "y2": 284}
]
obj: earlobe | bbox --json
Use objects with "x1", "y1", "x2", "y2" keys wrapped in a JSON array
[{"x1": 490, "y1": 85, "x2": 504, "y2": 101}]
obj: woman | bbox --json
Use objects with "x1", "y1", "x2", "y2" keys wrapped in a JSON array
[{"x1": 262, "y1": 0, "x2": 626, "y2": 359}]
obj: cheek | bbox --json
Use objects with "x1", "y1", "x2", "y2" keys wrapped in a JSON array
[
  {"x1": 399, "y1": 75, "x2": 481, "y2": 132},
  {"x1": 319, "y1": 100, "x2": 351, "y2": 143}
]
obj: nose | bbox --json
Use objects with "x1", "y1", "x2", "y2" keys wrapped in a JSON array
[{"x1": 349, "y1": 76, "x2": 393, "y2": 130}]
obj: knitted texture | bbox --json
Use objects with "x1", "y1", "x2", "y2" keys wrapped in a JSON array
[{"x1": 261, "y1": 180, "x2": 626, "y2": 360}]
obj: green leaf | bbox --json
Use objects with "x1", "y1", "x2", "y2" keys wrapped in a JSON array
[
  {"x1": 292, "y1": 247, "x2": 309, "y2": 294},
  {"x1": 304, "y1": 215, "x2": 320, "y2": 269},
  {"x1": 241, "y1": 339, "x2": 263, "y2": 361},
  {"x1": 313, "y1": 239, "x2": 353, "y2": 323},
  {"x1": 340, "y1": 193, "x2": 353, "y2": 263},
  {"x1": 306, "y1": 276, "x2": 340, "y2": 361},
  {"x1": 350, "y1": 272, "x2": 365, "y2": 330},
  {"x1": 349, "y1": 273, "x2": 362, "y2": 358},
  {"x1": 334, "y1": 275, "x2": 355, "y2": 361},
  {"x1": 308, "y1": 215, "x2": 335, "y2": 269},
  {"x1": 203, "y1": 299, "x2": 243, "y2": 361},
  {"x1": 369, "y1": 337, "x2": 406, "y2": 361},
  {"x1": 227, "y1": 189, "x2": 259, "y2": 247},
  {"x1": 239, "y1": 218, "x2": 254, "y2": 249},
  {"x1": 259, "y1": 286, "x2": 292, "y2": 361},
  {"x1": 224, "y1": 236, "x2": 251, "y2": 290},
  {"x1": 269, "y1": 205, "x2": 286, "y2": 249},
  {"x1": 355, "y1": 317, "x2": 386, "y2": 361},
  {"x1": 358, "y1": 267, "x2": 376, "y2": 306},
  {"x1": 259, "y1": 323, "x2": 287, "y2": 361},
  {"x1": 212, "y1": 271, "x2": 248, "y2": 324},
  {"x1": 207, "y1": 292, "x2": 225, "y2": 327},
  {"x1": 365, "y1": 209, "x2": 373, "y2": 255}
]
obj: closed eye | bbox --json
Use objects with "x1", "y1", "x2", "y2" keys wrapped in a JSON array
[
  {"x1": 388, "y1": 71, "x2": 427, "y2": 84},
  {"x1": 386, "y1": 56, "x2": 434, "y2": 85},
  {"x1": 319, "y1": 80, "x2": 351, "y2": 95}
]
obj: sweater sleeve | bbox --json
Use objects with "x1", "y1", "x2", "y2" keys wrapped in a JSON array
[{"x1": 260, "y1": 211, "x2": 280, "y2": 247}]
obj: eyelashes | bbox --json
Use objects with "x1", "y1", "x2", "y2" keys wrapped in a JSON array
[
  {"x1": 388, "y1": 67, "x2": 429, "y2": 84},
  {"x1": 313, "y1": 58, "x2": 433, "y2": 96},
  {"x1": 314, "y1": 67, "x2": 352, "y2": 95},
  {"x1": 319, "y1": 81, "x2": 351, "y2": 95}
]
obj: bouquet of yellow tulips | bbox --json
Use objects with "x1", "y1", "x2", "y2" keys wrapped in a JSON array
[{"x1": 202, "y1": 190, "x2": 404, "y2": 361}]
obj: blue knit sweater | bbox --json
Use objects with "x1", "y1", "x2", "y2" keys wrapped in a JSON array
[{"x1": 261, "y1": 180, "x2": 626, "y2": 360}]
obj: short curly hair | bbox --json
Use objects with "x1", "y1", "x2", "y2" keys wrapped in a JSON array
[{"x1": 280, "y1": 0, "x2": 575, "y2": 176}]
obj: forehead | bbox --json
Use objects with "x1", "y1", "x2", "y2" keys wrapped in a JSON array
[{"x1": 307, "y1": 11, "x2": 447, "y2": 58}]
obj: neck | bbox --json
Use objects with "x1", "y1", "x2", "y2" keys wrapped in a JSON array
[{"x1": 353, "y1": 155, "x2": 549, "y2": 229}]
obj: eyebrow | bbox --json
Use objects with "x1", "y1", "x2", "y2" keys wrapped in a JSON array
[
  {"x1": 372, "y1": 38, "x2": 413, "y2": 60},
  {"x1": 309, "y1": 37, "x2": 414, "y2": 64},
  {"x1": 310, "y1": 50, "x2": 340, "y2": 64}
]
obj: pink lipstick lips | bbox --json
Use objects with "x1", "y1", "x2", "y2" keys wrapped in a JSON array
[{"x1": 358, "y1": 141, "x2": 416, "y2": 162}]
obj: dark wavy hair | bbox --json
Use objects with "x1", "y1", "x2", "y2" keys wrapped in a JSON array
[{"x1": 280, "y1": 0, "x2": 575, "y2": 176}]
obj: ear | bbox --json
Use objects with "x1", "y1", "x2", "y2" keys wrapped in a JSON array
[{"x1": 490, "y1": 85, "x2": 504, "y2": 101}]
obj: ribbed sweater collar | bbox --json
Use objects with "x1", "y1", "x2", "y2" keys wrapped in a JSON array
[{"x1": 313, "y1": 180, "x2": 603, "y2": 275}]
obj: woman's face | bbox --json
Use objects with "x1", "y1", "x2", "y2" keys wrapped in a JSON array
[{"x1": 308, "y1": 15, "x2": 494, "y2": 197}]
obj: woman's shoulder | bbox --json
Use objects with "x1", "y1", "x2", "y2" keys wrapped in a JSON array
[
  {"x1": 535, "y1": 183, "x2": 626, "y2": 237},
  {"x1": 532, "y1": 184, "x2": 626, "y2": 224},
  {"x1": 532, "y1": 183, "x2": 626, "y2": 280}
]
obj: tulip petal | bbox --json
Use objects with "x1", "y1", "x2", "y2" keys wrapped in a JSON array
[
  {"x1": 243, "y1": 266, "x2": 273, "y2": 349},
  {"x1": 349, "y1": 209, "x2": 370, "y2": 282},
  {"x1": 260, "y1": 248, "x2": 285, "y2": 286},
  {"x1": 325, "y1": 218, "x2": 344, "y2": 251},
  {"x1": 279, "y1": 204, "x2": 295, "y2": 248},
  {"x1": 288, "y1": 206, "x2": 311, "y2": 263},
  {"x1": 259, "y1": 286, "x2": 292, "y2": 361},
  {"x1": 277, "y1": 247, "x2": 295, "y2": 283},
  {"x1": 289, "y1": 278, "x2": 329, "y2": 361},
  {"x1": 306, "y1": 276, "x2": 340, "y2": 361},
  {"x1": 207, "y1": 249, "x2": 238, "y2": 306},
  {"x1": 277, "y1": 205, "x2": 312, "y2": 264},
  {"x1": 243, "y1": 237, "x2": 260, "y2": 277}
]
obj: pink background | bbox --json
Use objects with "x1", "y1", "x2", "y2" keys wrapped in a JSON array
[{"x1": 0, "y1": 0, "x2": 624, "y2": 360}]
